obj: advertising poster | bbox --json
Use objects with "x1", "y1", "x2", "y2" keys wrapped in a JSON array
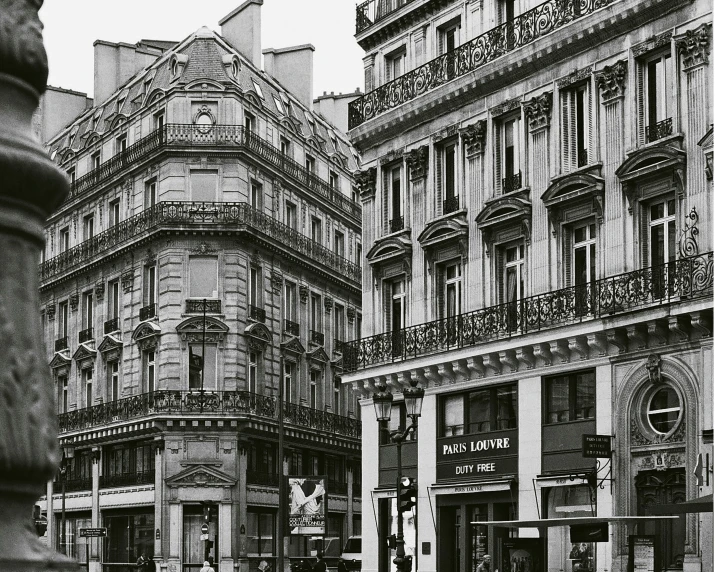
[
  {"x1": 628, "y1": 536, "x2": 658, "y2": 572},
  {"x1": 501, "y1": 538, "x2": 544, "y2": 572},
  {"x1": 288, "y1": 476, "x2": 327, "y2": 535}
]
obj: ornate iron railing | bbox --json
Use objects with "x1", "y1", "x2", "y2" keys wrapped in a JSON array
[
  {"x1": 54, "y1": 337, "x2": 68, "y2": 352},
  {"x1": 78, "y1": 327, "x2": 94, "y2": 343},
  {"x1": 103, "y1": 317, "x2": 119, "y2": 334},
  {"x1": 327, "y1": 479, "x2": 348, "y2": 495},
  {"x1": 502, "y1": 172, "x2": 522, "y2": 194},
  {"x1": 285, "y1": 319, "x2": 300, "y2": 336},
  {"x1": 99, "y1": 470, "x2": 155, "y2": 488},
  {"x1": 389, "y1": 216, "x2": 404, "y2": 233},
  {"x1": 139, "y1": 303, "x2": 156, "y2": 321},
  {"x1": 349, "y1": 0, "x2": 615, "y2": 128},
  {"x1": 356, "y1": 0, "x2": 417, "y2": 34},
  {"x1": 247, "y1": 470, "x2": 280, "y2": 487},
  {"x1": 343, "y1": 252, "x2": 713, "y2": 371},
  {"x1": 311, "y1": 330, "x2": 325, "y2": 346},
  {"x1": 249, "y1": 304, "x2": 266, "y2": 323},
  {"x1": 40, "y1": 202, "x2": 361, "y2": 285},
  {"x1": 646, "y1": 117, "x2": 673, "y2": 143},
  {"x1": 64, "y1": 125, "x2": 360, "y2": 220},
  {"x1": 56, "y1": 390, "x2": 361, "y2": 438},
  {"x1": 53, "y1": 477, "x2": 92, "y2": 493},
  {"x1": 186, "y1": 299, "x2": 222, "y2": 314},
  {"x1": 443, "y1": 195, "x2": 460, "y2": 214}
]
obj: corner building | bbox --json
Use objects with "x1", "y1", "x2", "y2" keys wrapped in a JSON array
[
  {"x1": 37, "y1": 3, "x2": 363, "y2": 572},
  {"x1": 344, "y1": 0, "x2": 713, "y2": 572}
]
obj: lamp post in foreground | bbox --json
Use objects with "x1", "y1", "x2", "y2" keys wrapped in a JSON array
[{"x1": 373, "y1": 382, "x2": 424, "y2": 572}]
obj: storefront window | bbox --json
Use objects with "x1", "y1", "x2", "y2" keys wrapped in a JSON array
[
  {"x1": 56, "y1": 514, "x2": 91, "y2": 562},
  {"x1": 247, "y1": 509, "x2": 275, "y2": 556},
  {"x1": 104, "y1": 510, "x2": 154, "y2": 563},
  {"x1": 545, "y1": 485, "x2": 595, "y2": 572}
]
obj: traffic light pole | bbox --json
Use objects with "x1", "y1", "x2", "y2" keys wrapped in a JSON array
[{"x1": 389, "y1": 421, "x2": 417, "y2": 572}]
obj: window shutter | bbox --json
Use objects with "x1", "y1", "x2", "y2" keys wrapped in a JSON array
[
  {"x1": 437, "y1": 266, "x2": 445, "y2": 319},
  {"x1": 386, "y1": 57, "x2": 393, "y2": 83},
  {"x1": 382, "y1": 169, "x2": 389, "y2": 234},
  {"x1": 563, "y1": 229, "x2": 572, "y2": 287},
  {"x1": 438, "y1": 30, "x2": 444, "y2": 55},
  {"x1": 586, "y1": 82, "x2": 593, "y2": 164},
  {"x1": 383, "y1": 282, "x2": 392, "y2": 331},
  {"x1": 561, "y1": 91, "x2": 570, "y2": 172},
  {"x1": 496, "y1": 248, "x2": 505, "y2": 304},
  {"x1": 494, "y1": 124, "x2": 502, "y2": 195},
  {"x1": 636, "y1": 63, "x2": 645, "y2": 146},
  {"x1": 640, "y1": 207, "x2": 650, "y2": 268},
  {"x1": 436, "y1": 148, "x2": 443, "y2": 216},
  {"x1": 568, "y1": 90, "x2": 577, "y2": 171}
]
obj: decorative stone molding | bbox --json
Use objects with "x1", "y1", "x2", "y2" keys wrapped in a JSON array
[
  {"x1": 346, "y1": 306, "x2": 356, "y2": 324},
  {"x1": 431, "y1": 124, "x2": 459, "y2": 143},
  {"x1": 595, "y1": 60, "x2": 627, "y2": 102},
  {"x1": 460, "y1": 120, "x2": 487, "y2": 156},
  {"x1": 676, "y1": 23, "x2": 712, "y2": 70},
  {"x1": 379, "y1": 149, "x2": 402, "y2": 165},
  {"x1": 405, "y1": 146, "x2": 429, "y2": 181},
  {"x1": 121, "y1": 270, "x2": 133, "y2": 293},
  {"x1": 270, "y1": 270, "x2": 283, "y2": 295},
  {"x1": 69, "y1": 293, "x2": 79, "y2": 311},
  {"x1": 490, "y1": 96, "x2": 521, "y2": 117},
  {"x1": 324, "y1": 296, "x2": 333, "y2": 314},
  {"x1": 523, "y1": 92, "x2": 552, "y2": 131},
  {"x1": 556, "y1": 66, "x2": 593, "y2": 88},
  {"x1": 635, "y1": 449, "x2": 686, "y2": 471},
  {"x1": 645, "y1": 354, "x2": 662, "y2": 383},
  {"x1": 299, "y1": 285, "x2": 309, "y2": 304},
  {"x1": 633, "y1": 31, "x2": 672, "y2": 58},
  {"x1": 46, "y1": 303, "x2": 56, "y2": 321},
  {"x1": 191, "y1": 241, "x2": 217, "y2": 255},
  {"x1": 94, "y1": 281, "x2": 105, "y2": 302},
  {"x1": 176, "y1": 316, "x2": 228, "y2": 345},
  {"x1": 354, "y1": 167, "x2": 377, "y2": 199}
]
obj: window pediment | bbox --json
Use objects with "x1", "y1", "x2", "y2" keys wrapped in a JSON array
[
  {"x1": 417, "y1": 214, "x2": 468, "y2": 257},
  {"x1": 475, "y1": 196, "x2": 532, "y2": 249},
  {"x1": 281, "y1": 337, "x2": 305, "y2": 355},
  {"x1": 176, "y1": 317, "x2": 228, "y2": 344},
  {"x1": 108, "y1": 114, "x2": 128, "y2": 131},
  {"x1": 186, "y1": 79, "x2": 225, "y2": 91},
  {"x1": 308, "y1": 347, "x2": 330, "y2": 364},
  {"x1": 166, "y1": 464, "x2": 237, "y2": 488},
  {"x1": 542, "y1": 172, "x2": 605, "y2": 227},
  {"x1": 329, "y1": 153, "x2": 347, "y2": 169},
  {"x1": 366, "y1": 234, "x2": 412, "y2": 269},
  {"x1": 244, "y1": 90, "x2": 263, "y2": 108},
  {"x1": 132, "y1": 321, "x2": 162, "y2": 351},
  {"x1": 280, "y1": 116, "x2": 302, "y2": 134},
  {"x1": 72, "y1": 343, "x2": 97, "y2": 369},
  {"x1": 146, "y1": 88, "x2": 166, "y2": 106},
  {"x1": 98, "y1": 334, "x2": 123, "y2": 357},
  {"x1": 244, "y1": 321, "x2": 272, "y2": 351},
  {"x1": 81, "y1": 130, "x2": 100, "y2": 148},
  {"x1": 49, "y1": 351, "x2": 71, "y2": 371},
  {"x1": 307, "y1": 134, "x2": 326, "y2": 152}
]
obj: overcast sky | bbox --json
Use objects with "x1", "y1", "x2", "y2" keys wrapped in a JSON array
[{"x1": 39, "y1": 0, "x2": 365, "y2": 99}]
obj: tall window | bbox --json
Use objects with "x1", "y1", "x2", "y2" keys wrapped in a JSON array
[
  {"x1": 108, "y1": 280, "x2": 120, "y2": 320},
  {"x1": 305, "y1": 153, "x2": 316, "y2": 173},
  {"x1": 384, "y1": 163, "x2": 403, "y2": 233},
  {"x1": 189, "y1": 257, "x2": 218, "y2": 298},
  {"x1": 245, "y1": 111, "x2": 255, "y2": 134},
  {"x1": 284, "y1": 282, "x2": 297, "y2": 323},
  {"x1": 60, "y1": 227, "x2": 70, "y2": 253},
  {"x1": 334, "y1": 231, "x2": 345, "y2": 258},
  {"x1": 561, "y1": 83, "x2": 591, "y2": 171},
  {"x1": 385, "y1": 278, "x2": 406, "y2": 355},
  {"x1": 109, "y1": 199, "x2": 121, "y2": 227},
  {"x1": 250, "y1": 265, "x2": 262, "y2": 308},
  {"x1": 329, "y1": 170, "x2": 339, "y2": 190},
  {"x1": 311, "y1": 217, "x2": 322, "y2": 243},
  {"x1": 385, "y1": 48, "x2": 406, "y2": 82},
  {"x1": 573, "y1": 223, "x2": 596, "y2": 286},
  {"x1": 67, "y1": 168, "x2": 76, "y2": 185},
  {"x1": 311, "y1": 293, "x2": 322, "y2": 333},
  {"x1": 648, "y1": 197, "x2": 676, "y2": 298},
  {"x1": 154, "y1": 112, "x2": 165, "y2": 132},
  {"x1": 116, "y1": 135, "x2": 127, "y2": 155},
  {"x1": 500, "y1": 243, "x2": 525, "y2": 305},
  {"x1": 144, "y1": 265, "x2": 156, "y2": 306},
  {"x1": 59, "y1": 301, "x2": 69, "y2": 338},
  {"x1": 438, "y1": 21, "x2": 459, "y2": 55},
  {"x1": 497, "y1": 115, "x2": 521, "y2": 194},
  {"x1": 144, "y1": 180, "x2": 157, "y2": 209},
  {"x1": 108, "y1": 361, "x2": 119, "y2": 402},
  {"x1": 280, "y1": 137, "x2": 290, "y2": 156},
  {"x1": 82, "y1": 291, "x2": 93, "y2": 331},
  {"x1": 283, "y1": 361, "x2": 294, "y2": 402},
  {"x1": 83, "y1": 214, "x2": 94, "y2": 241},
  {"x1": 191, "y1": 171, "x2": 218, "y2": 202},
  {"x1": 59, "y1": 375, "x2": 68, "y2": 413},
  {"x1": 91, "y1": 151, "x2": 100, "y2": 171},
  {"x1": 439, "y1": 261, "x2": 462, "y2": 320},
  {"x1": 642, "y1": 52, "x2": 673, "y2": 143},
  {"x1": 334, "y1": 304, "x2": 345, "y2": 346},
  {"x1": 247, "y1": 509, "x2": 275, "y2": 556},
  {"x1": 250, "y1": 180, "x2": 262, "y2": 209},
  {"x1": 82, "y1": 368, "x2": 93, "y2": 408},
  {"x1": 310, "y1": 369, "x2": 319, "y2": 409},
  {"x1": 441, "y1": 384, "x2": 518, "y2": 436},
  {"x1": 189, "y1": 344, "x2": 216, "y2": 390},
  {"x1": 143, "y1": 350, "x2": 155, "y2": 393},
  {"x1": 545, "y1": 370, "x2": 596, "y2": 423},
  {"x1": 285, "y1": 201, "x2": 297, "y2": 230},
  {"x1": 248, "y1": 352, "x2": 258, "y2": 394},
  {"x1": 439, "y1": 141, "x2": 458, "y2": 213}
]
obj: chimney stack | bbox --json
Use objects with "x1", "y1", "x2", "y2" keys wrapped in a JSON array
[
  {"x1": 262, "y1": 44, "x2": 315, "y2": 109},
  {"x1": 219, "y1": 0, "x2": 263, "y2": 68}
]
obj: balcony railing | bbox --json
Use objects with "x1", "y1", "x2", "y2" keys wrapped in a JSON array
[
  {"x1": 64, "y1": 125, "x2": 360, "y2": 220},
  {"x1": 311, "y1": 330, "x2": 325, "y2": 346},
  {"x1": 99, "y1": 470, "x2": 155, "y2": 489},
  {"x1": 389, "y1": 215, "x2": 404, "y2": 233},
  {"x1": 327, "y1": 479, "x2": 348, "y2": 495},
  {"x1": 249, "y1": 304, "x2": 266, "y2": 323},
  {"x1": 348, "y1": 0, "x2": 615, "y2": 128},
  {"x1": 40, "y1": 202, "x2": 361, "y2": 286},
  {"x1": 356, "y1": 0, "x2": 417, "y2": 34},
  {"x1": 56, "y1": 390, "x2": 361, "y2": 438},
  {"x1": 53, "y1": 477, "x2": 92, "y2": 493},
  {"x1": 343, "y1": 253, "x2": 714, "y2": 372},
  {"x1": 139, "y1": 303, "x2": 156, "y2": 321},
  {"x1": 443, "y1": 195, "x2": 460, "y2": 214},
  {"x1": 186, "y1": 299, "x2": 222, "y2": 314},
  {"x1": 247, "y1": 471, "x2": 280, "y2": 487},
  {"x1": 54, "y1": 336, "x2": 68, "y2": 352},
  {"x1": 646, "y1": 117, "x2": 673, "y2": 143},
  {"x1": 502, "y1": 172, "x2": 522, "y2": 194},
  {"x1": 285, "y1": 319, "x2": 300, "y2": 336},
  {"x1": 103, "y1": 317, "x2": 119, "y2": 334},
  {"x1": 78, "y1": 327, "x2": 94, "y2": 343}
]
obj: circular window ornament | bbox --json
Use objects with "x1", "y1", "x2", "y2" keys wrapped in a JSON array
[
  {"x1": 647, "y1": 387, "x2": 681, "y2": 434},
  {"x1": 196, "y1": 113, "x2": 213, "y2": 133}
]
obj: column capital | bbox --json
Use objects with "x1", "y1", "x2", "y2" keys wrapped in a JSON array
[
  {"x1": 405, "y1": 145, "x2": 429, "y2": 181},
  {"x1": 523, "y1": 92, "x2": 553, "y2": 131},
  {"x1": 596, "y1": 60, "x2": 627, "y2": 103},
  {"x1": 676, "y1": 23, "x2": 712, "y2": 71},
  {"x1": 460, "y1": 120, "x2": 487, "y2": 156}
]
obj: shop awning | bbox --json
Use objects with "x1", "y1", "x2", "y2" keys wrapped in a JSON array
[
  {"x1": 429, "y1": 478, "x2": 514, "y2": 495},
  {"x1": 474, "y1": 516, "x2": 679, "y2": 528},
  {"x1": 645, "y1": 494, "x2": 713, "y2": 515}
]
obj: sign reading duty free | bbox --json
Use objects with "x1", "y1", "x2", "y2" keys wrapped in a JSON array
[{"x1": 436, "y1": 429, "x2": 518, "y2": 480}]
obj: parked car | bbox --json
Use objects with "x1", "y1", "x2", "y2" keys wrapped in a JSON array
[{"x1": 337, "y1": 536, "x2": 361, "y2": 572}]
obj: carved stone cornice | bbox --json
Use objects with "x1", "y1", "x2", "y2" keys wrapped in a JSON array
[
  {"x1": 354, "y1": 167, "x2": 377, "y2": 199},
  {"x1": 633, "y1": 31, "x2": 672, "y2": 58},
  {"x1": 523, "y1": 92, "x2": 552, "y2": 131},
  {"x1": 460, "y1": 120, "x2": 487, "y2": 156},
  {"x1": 556, "y1": 66, "x2": 593, "y2": 89},
  {"x1": 490, "y1": 96, "x2": 522, "y2": 117},
  {"x1": 405, "y1": 146, "x2": 429, "y2": 181},
  {"x1": 676, "y1": 23, "x2": 712, "y2": 70},
  {"x1": 596, "y1": 60, "x2": 627, "y2": 102}
]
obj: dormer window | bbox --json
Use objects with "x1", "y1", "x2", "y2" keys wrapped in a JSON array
[
  {"x1": 305, "y1": 112, "x2": 316, "y2": 135},
  {"x1": 252, "y1": 80, "x2": 264, "y2": 99},
  {"x1": 273, "y1": 96, "x2": 285, "y2": 115}
]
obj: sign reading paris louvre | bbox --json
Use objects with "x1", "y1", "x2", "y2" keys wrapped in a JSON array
[
  {"x1": 288, "y1": 476, "x2": 327, "y2": 535},
  {"x1": 436, "y1": 429, "x2": 518, "y2": 480}
]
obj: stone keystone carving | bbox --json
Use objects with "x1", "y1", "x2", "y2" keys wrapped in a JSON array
[
  {"x1": 405, "y1": 146, "x2": 429, "y2": 181},
  {"x1": 460, "y1": 120, "x2": 487, "y2": 155},
  {"x1": 596, "y1": 60, "x2": 627, "y2": 102},
  {"x1": 523, "y1": 92, "x2": 553, "y2": 131},
  {"x1": 676, "y1": 23, "x2": 712, "y2": 70}
]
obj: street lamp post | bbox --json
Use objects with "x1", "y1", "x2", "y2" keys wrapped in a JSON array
[
  {"x1": 373, "y1": 383, "x2": 424, "y2": 572},
  {"x1": 60, "y1": 444, "x2": 75, "y2": 555}
]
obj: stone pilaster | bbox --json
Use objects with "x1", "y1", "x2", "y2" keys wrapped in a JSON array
[
  {"x1": 237, "y1": 441, "x2": 249, "y2": 567},
  {"x1": 346, "y1": 463, "x2": 354, "y2": 537},
  {"x1": 406, "y1": 147, "x2": 427, "y2": 323},
  {"x1": 154, "y1": 442, "x2": 164, "y2": 562},
  {"x1": 90, "y1": 450, "x2": 101, "y2": 572},
  {"x1": 596, "y1": 60, "x2": 628, "y2": 275},
  {"x1": 0, "y1": 1, "x2": 76, "y2": 570}
]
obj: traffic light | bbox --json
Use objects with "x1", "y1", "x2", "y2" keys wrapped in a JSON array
[
  {"x1": 398, "y1": 477, "x2": 417, "y2": 512},
  {"x1": 33, "y1": 504, "x2": 47, "y2": 536},
  {"x1": 203, "y1": 504, "x2": 212, "y2": 524}
]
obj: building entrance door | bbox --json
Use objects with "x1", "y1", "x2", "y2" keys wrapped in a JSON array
[{"x1": 183, "y1": 504, "x2": 219, "y2": 572}]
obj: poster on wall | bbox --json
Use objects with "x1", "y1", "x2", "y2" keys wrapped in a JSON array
[
  {"x1": 288, "y1": 476, "x2": 327, "y2": 535},
  {"x1": 628, "y1": 535, "x2": 658, "y2": 572},
  {"x1": 500, "y1": 538, "x2": 544, "y2": 572}
]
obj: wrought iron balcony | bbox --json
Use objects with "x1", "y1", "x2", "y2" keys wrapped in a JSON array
[
  {"x1": 247, "y1": 471, "x2": 280, "y2": 487},
  {"x1": 249, "y1": 304, "x2": 266, "y2": 323},
  {"x1": 343, "y1": 252, "x2": 714, "y2": 372},
  {"x1": 53, "y1": 476, "x2": 92, "y2": 493},
  {"x1": 443, "y1": 195, "x2": 460, "y2": 214},
  {"x1": 502, "y1": 172, "x2": 522, "y2": 194},
  {"x1": 389, "y1": 215, "x2": 404, "y2": 233},
  {"x1": 327, "y1": 479, "x2": 348, "y2": 495},
  {"x1": 356, "y1": 0, "x2": 417, "y2": 34},
  {"x1": 285, "y1": 319, "x2": 300, "y2": 336},
  {"x1": 78, "y1": 327, "x2": 94, "y2": 343},
  {"x1": 54, "y1": 336, "x2": 68, "y2": 352},
  {"x1": 56, "y1": 390, "x2": 361, "y2": 438},
  {"x1": 40, "y1": 202, "x2": 361, "y2": 287},
  {"x1": 186, "y1": 299, "x2": 222, "y2": 314},
  {"x1": 103, "y1": 317, "x2": 119, "y2": 335},
  {"x1": 348, "y1": 0, "x2": 615, "y2": 128},
  {"x1": 99, "y1": 470, "x2": 155, "y2": 489},
  {"x1": 311, "y1": 330, "x2": 325, "y2": 346},
  {"x1": 62, "y1": 125, "x2": 360, "y2": 220},
  {"x1": 646, "y1": 117, "x2": 673, "y2": 143},
  {"x1": 139, "y1": 303, "x2": 156, "y2": 321}
]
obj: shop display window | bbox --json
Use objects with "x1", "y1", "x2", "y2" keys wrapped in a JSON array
[{"x1": 545, "y1": 485, "x2": 595, "y2": 572}]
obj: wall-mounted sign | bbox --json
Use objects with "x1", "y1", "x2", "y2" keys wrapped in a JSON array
[
  {"x1": 582, "y1": 434, "x2": 612, "y2": 458},
  {"x1": 288, "y1": 476, "x2": 327, "y2": 535},
  {"x1": 79, "y1": 528, "x2": 106, "y2": 537},
  {"x1": 436, "y1": 429, "x2": 518, "y2": 481},
  {"x1": 628, "y1": 535, "x2": 658, "y2": 572}
]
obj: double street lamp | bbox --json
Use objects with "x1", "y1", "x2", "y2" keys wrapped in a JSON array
[{"x1": 373, "y1": 382, "x2": 424, "y2": 572}]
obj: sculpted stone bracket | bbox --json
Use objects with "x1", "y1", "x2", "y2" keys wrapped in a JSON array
[
  {"x1": 405, "y1": 146, "x2": 429, "y2": 181},
  {"x1": 354, "y1": 167, "x2": 377, "y2": 200},
  {"x1": 523, "y1": 92, "x2": 552, "y2": 132},
  {"x1": 596, "y1": 60, "x2": 627, "y2": 103},
  {"x1": 459, "y1": 120, "x2": 487, "y2": 156},
  {"x1": 675, "y1": 23, "x2": 712, "y2": 71}
]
